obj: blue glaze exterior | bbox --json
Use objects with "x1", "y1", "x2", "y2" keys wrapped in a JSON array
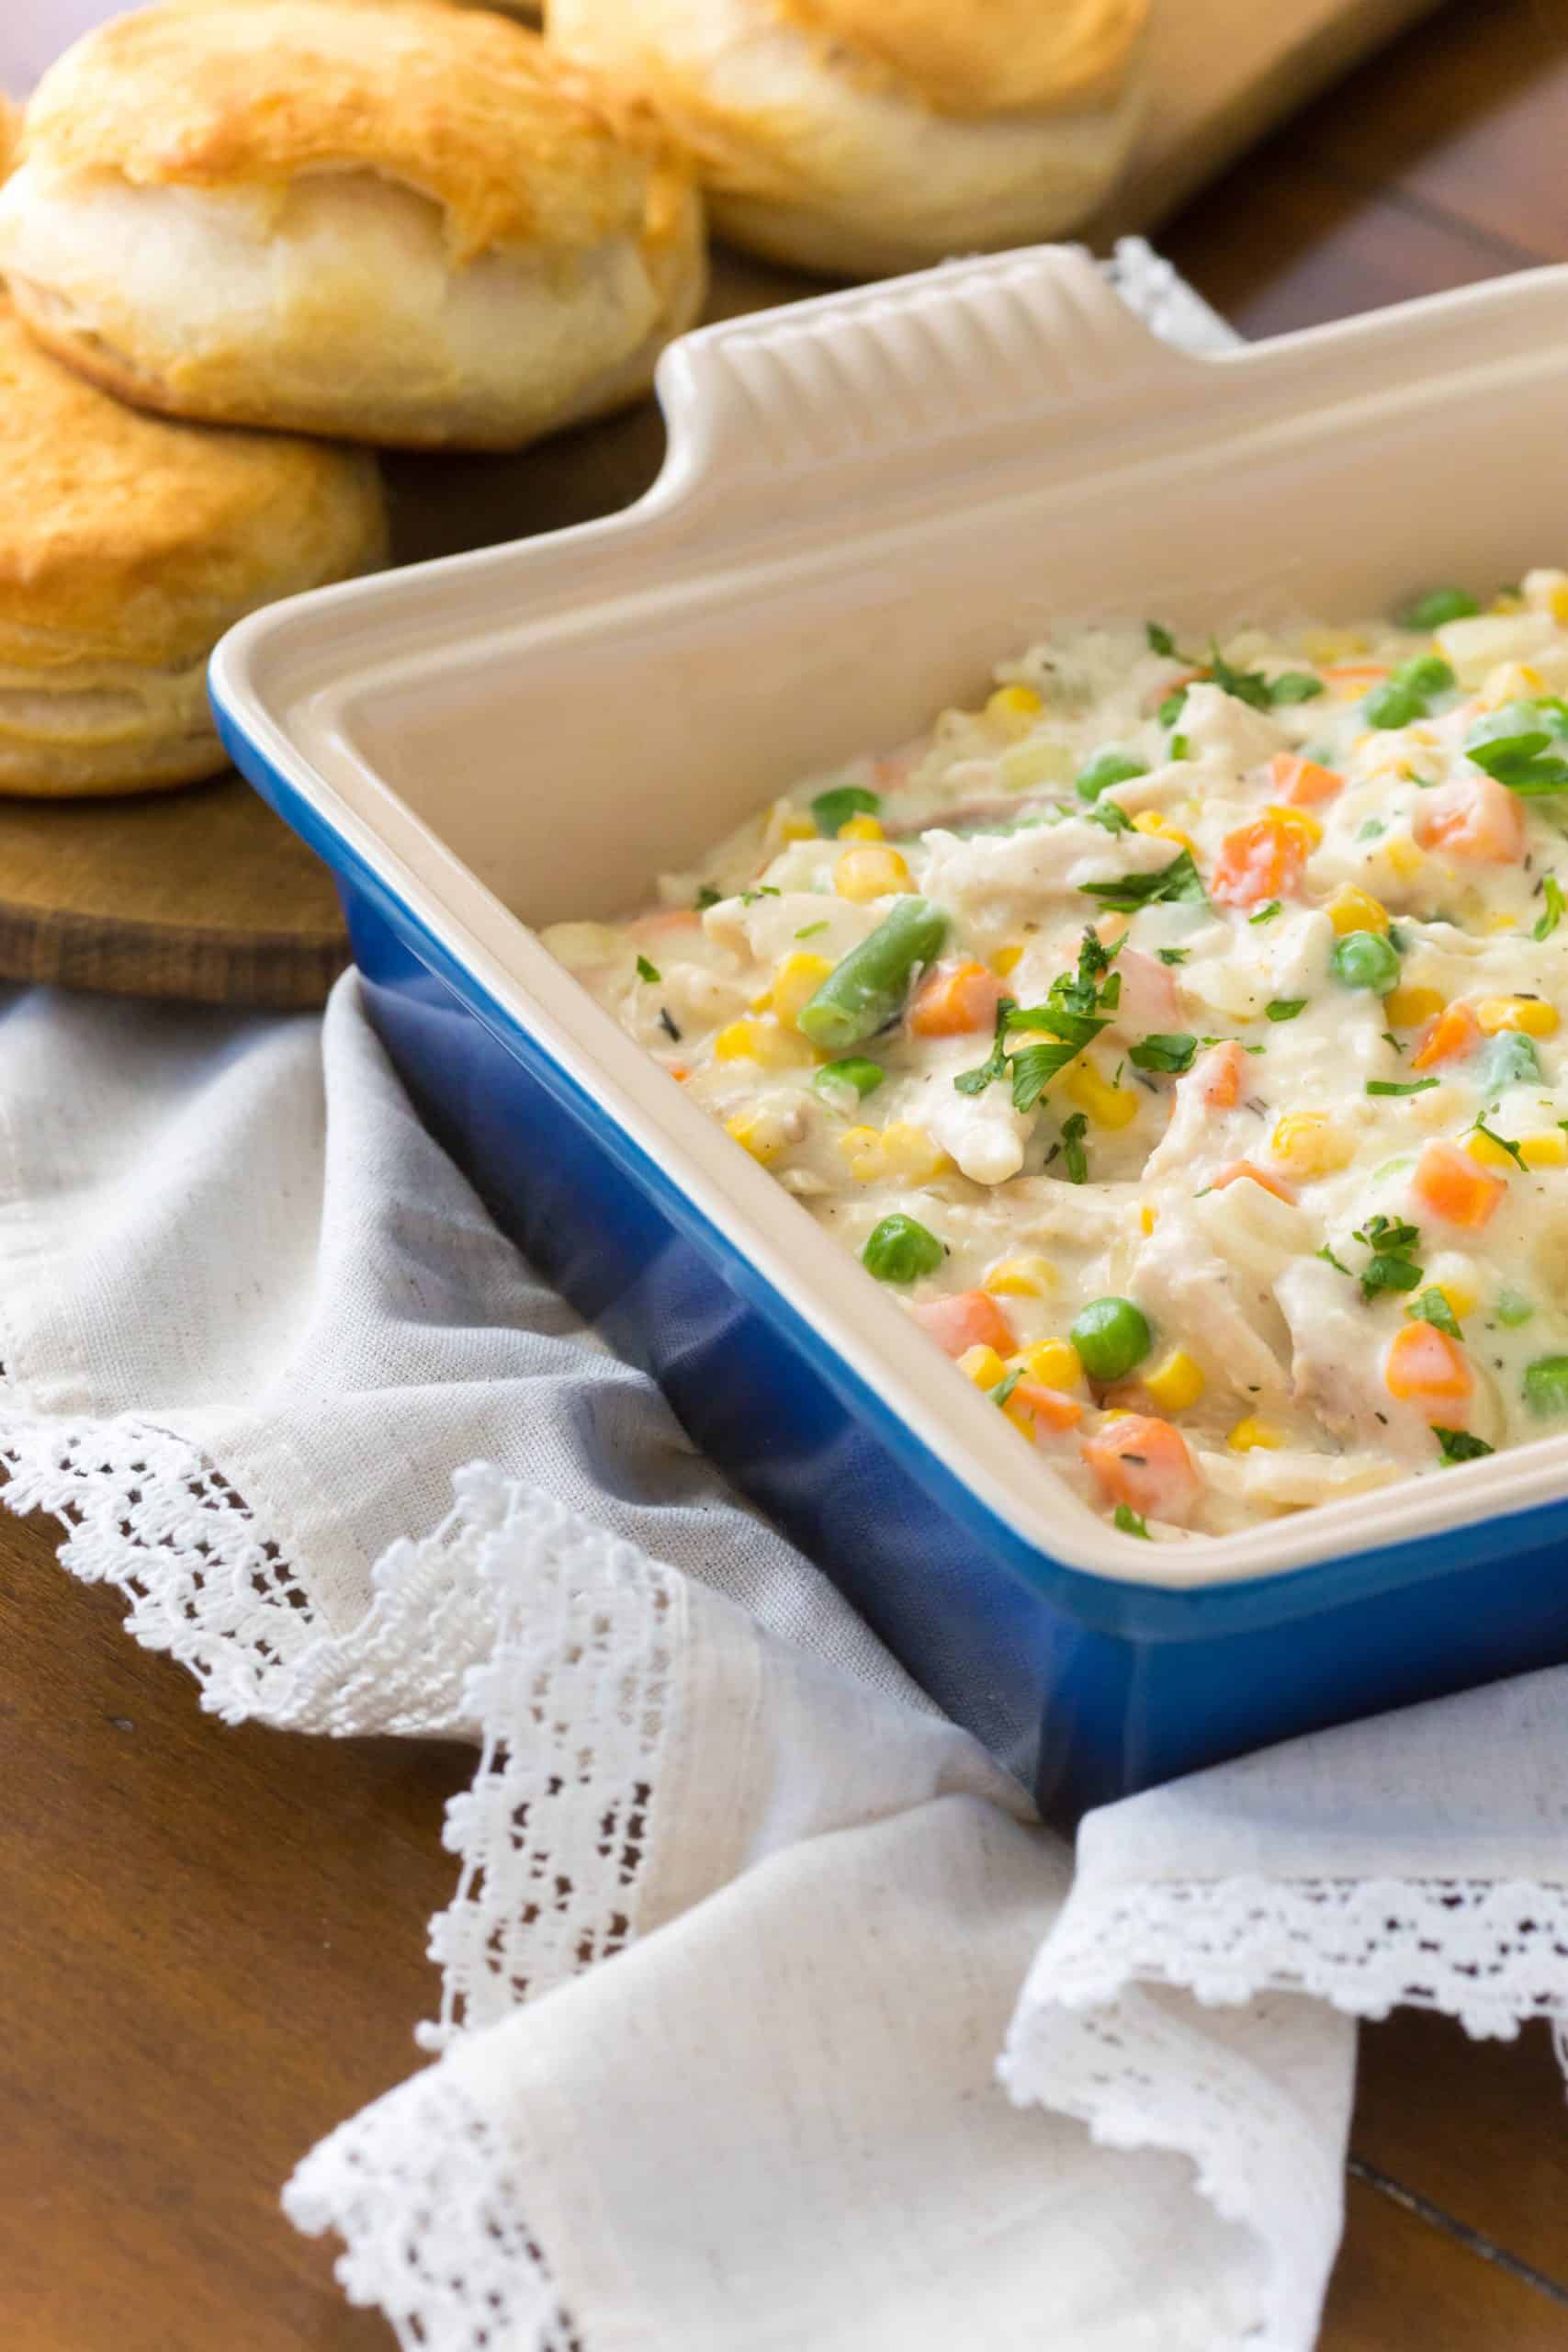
[{"x1": 216, "y1": 705, "x2": 1568, "y2": 1821}]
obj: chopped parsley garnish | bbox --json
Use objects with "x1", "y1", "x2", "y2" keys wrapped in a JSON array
[
  {"x1": 694, "y1": 886, "x2": 720, "y2": 910},
  {"x1": 953, "y1": 994, "x2": 1018, "y2": 1098},
  {"x1": 635, "y1": 954, "x2": 661, "y2": 984},
  {"x1": 1358, "y1": 819, "x2": 1387, "y2": 841},
  {"x1": 1465, "y1": 704, "x2": 1568, "y2": 795},
  {"x1": 810, "y1": 783, "x2": 881, "y2": 836},
  {"x1": 991, "y1": 1365, "x2": 1026, "y2": 1409},
  {"x1": 1113, "y1": 1502, "x2": 1151, "y2": 1539},
  {"x1": 657, "y1": 1009, "x2": 682, "y2": 1043},
  {"x1": 1158, "y1": 686, "x2": 1189, "y2": 727},
  {"x1": 1205, "y1": 642, "x2": 1274, "y2": 712},
  {"x1": 1351, "y1": 1213, "x2": 1424, "y2": 1301},
  {"x1": 794, "y1": 920, "x2": 829, "y2": 940},
  {"x1": 1079, "y1": 848, "x2": 1205, "y2": 913},
  {"x1": 1264, "y1": 998, "x2": 1307, "y2": 1023},
  {"x1": 1248, "y1": 900, "x2": 1281, "y2": 925},
  {"x1": 1156, "y1": 947, "x2": 1190, "y2": 966},
  {"x1": 1535, "y1": 876, "x2": 1564, "y2": 942},
  {"x1": 1433, "y1": 1426, "x2": 1494, "y2": 1464},
  {"x1": 739, "y1": 885, "x2": 781, "y2": 905},
  {"x1": 1083, "y1": 797, "x2": 1134, "y2": 834},
  {"x1": 954, "y1": 932, "x2": 1122, "y2": 1112},
  {"x1": 1317, "y1": 1242, "x2": 1351, "y2": 1276},
  {"x1": 1060, "y1": 1111, "x2": 1090, "y2": 1183},
  {"x1": 1145, "y1": 621, "x2": 1182, "y2": 658},
  {"x1": 1267, "y1": 671, "x2": 1326, "y2": 705},
  {"x1": 1411, "y1": 1286, "x2": 1462, "y2": 1340},
  {"x1": 1169, "y1": 733, "x2": 1191, "y2": 761},
  {"x1": 1469, "y1": 1116, "x2": 1525, "y2": 1168},
  {"x1": 1380, "y1": 1032, "x2": 1405, "y2": 1055},
  {"x1": 1129, "y1": 1032, "x2": 1198, "y2": 1073},
  {"x1": 1366, "y1": 1077, "x2": 1439, "y2": 1096}
]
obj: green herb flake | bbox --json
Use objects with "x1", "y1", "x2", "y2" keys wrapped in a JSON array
[
  {"x1": 1060, "y1": 1111, "x2": 1090, "y2": 1184},
  {"x1": 1317, "y1": 1242, "x2": 1352, "y2": 1276},
  {"x1": 694, "y1": 886, "x2": 721, "y2": 910},
  {"x1": 1411, "y1": 1286, "x2": 1462, "y2": 1340},
  {"x1": 1495, "y1": 1288, "x2": 1536, "y2": 1328},
  {"x1": 810, "y1": 783, "x2": 881, "y2": 837},
  {"x1": 1469, "y1": 1117, "x2": 1525, "y2": 1168},
  {"x1": 1113, "y1": 1502, "x2": 1151, "y2": 1539},
  {"x1": 991, "y1": 1365, "x2": 1026, "y2": 1409},
  {"x1": 1079, "y1": 848, "x2": 1206, "y2": 914},
  {"x1": 1268, "y1": 671, "x2": 1326, "y2": 705},
  {"x1": 1535, "y1": 876, "x2": 1565, "y2": 942},
  {"x1": 1351, "y1": 1212, "x2": 1424, "y2": 1301},
  {"x1": 739, "y1": 885, "x2": 782, "y2": 905},
  {"x1": 1168, "y1": 732, "x2": 1191, "y2": 761},
  {"x1": 1465, "y1": 704, "x2": 1568, "y2": 796},
  {"x1": 1367, "y1": 1077, "x2": 1439, "y2": 1097},
  {"x1": 1248, "y1": 900, "x2": 1282, "y2": 925},
  {"x1": 1084, "y1": 798, "x2": 1134, "y2": 835},
  {"x1": 1433, "y1": 1425, "x2": 1494, "y2": 1464},
  {"x1": 1264, "y1": 998, "x2": 1308, "y2": 1023},
  {"x1": 1156, "y1": 947, "x2": 1190, "y2": 966},
  {"x1": 1145, "y1": 621, "x2": 1180, "y2": 658},
  {"x1": 794, "y1": 920, "x2": 829, "y2": 940},
  {"x1": 1358, "y1": 820, "x2": 1387, "y2": 842},
  {"x1": 1128, "y1": 1032, "x2": 1198, "y2": 1073},
  {"x1": 635, "y1": 955, "x2": 661, "y2": 984}
]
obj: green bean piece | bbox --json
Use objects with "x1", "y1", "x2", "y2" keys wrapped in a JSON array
[
  {"x1": 812, "y1": 1057, "x2": 886, "y2": 1100},
  {"x1": 796, "y1": 898, "x2": 950, "y2": 1051}
]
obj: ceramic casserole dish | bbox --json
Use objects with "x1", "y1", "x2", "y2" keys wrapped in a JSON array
[{"x1": 211, "y1": 244, "x2": 1568, "y2": 1818}]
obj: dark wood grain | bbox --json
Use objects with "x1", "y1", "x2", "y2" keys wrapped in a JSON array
[{"x1": 8, "y1": 2, "x2": 1568, "y2": 2345}]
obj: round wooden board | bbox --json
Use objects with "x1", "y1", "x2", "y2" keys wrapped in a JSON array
[{"x1": 0, "y1": 0, "x2": 1437, "y2": 1009}]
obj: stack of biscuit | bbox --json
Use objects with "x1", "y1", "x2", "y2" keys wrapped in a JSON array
[
  {"x1": 0, "y1": 0, "x2": 1151, "y2": 798},
  {"x1": 0, "y1": 0, "x2": 708, "y2": 796}
]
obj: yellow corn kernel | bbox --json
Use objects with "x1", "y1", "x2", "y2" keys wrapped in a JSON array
[
  {"x1": 991, "y1": 943, "x2": 1026, "y2": 978},
  {"x1": 776, "y1": 812, "x2": 818, "y2": 843},
  {"x1": 747, "y1": 988, "x2": 773, "y2": 1012},
  {"x1": 1432, "y1": 1280, "x2": 1479, "y2": 1319},
  {"x1": 1521, "y1": 1131, "x2": 1568, "y2": 1169},
  {"x1": 1302, "y1": 627, "x2": 1369, "y2": 663},
  {"x1": 1383, "y1": 983, "x2": 1445, "y2": 1029},
  {"x1": 1270, "y1": 1112, "x2": 1355, "y2": 1177},
  {"x1": 1475, "y1": 996, "x2": 1561, "y2": 1038},
  {"x1": 1478, "y1": 660, "x2": 1544, "y2": 711},
  {"x1": 1143, "y1": 1349, "x2": 1206, "y2": 1413},
  {"x1": 1551, "y1": 582, "x2": 1568, "y2": 625},
  {"x1": 725, "y1": 1109, "x2": 784, "y2": 1165},
  {"x1": 1382, "y1": 835, "x2": 1427, "y2": 882},
  {"x1": 1132, "y1": 809, "x2": 1199, "y2": 856},
  {"x1": 837, "y1": 813, "x2": 886, "y2": 842},
  {"x1": 986, "y1": 684, "x2": 1043, "y2": 738},
  {"x1": 957, "y1": 1343, "x2": 1008, "y2": 1391},
  {"x1": 1490, "y1": 590, "x2": 1525, "y2": 614},
  {"x1": 1229, "y1": 1416, "x2": 1285, "y2": 1453},
  {"x1": 1140, "y1": 1204, "x2": 1158, "y2": 1236},
  {"x1": 1266, "y1": 802, "x2": 1325, "y2": 848},
  {"x1": 1465, "y1": 1128, "x2": 1517, "y2": 1172},
  {"x1": 1063, "y1": 1057, "x2": 1140, "y2": 1130},
  {"x1": 983, "y1": 1254, "x2": 1057, "y2": 1299},
  {"x1": 837, "y1": 1125, "x2": 886, "y2": 1183},
  {"x1": 1018, "y1": 1339, "x2": 1083, "y2": 1390},
  {"x1": 1484, "y1": 912, "x2": 1519, "y2": 933},
  {"x1": 834, "y1": 844, "x2": 913, "y2": 902},
  {"x1": 1326, "y1": 885, "x2": 1389, "y2": 936},
  {"x1": 770, "y1": 951, "x2": 834, "y2": 1029},
  {"x1": 879, "y1": 1120, "x2": 953, "y2": 1182},
  {"x1": 713, "y1": 1019, "x2": 811, "y2": 1070}
]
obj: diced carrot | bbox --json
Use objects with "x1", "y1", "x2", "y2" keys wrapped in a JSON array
[
  {"x1": 633, "y1": 908, "x2": 703, "y2": 934},
  {"x1": 1081, "y1": 1414, "x2": 1201, "y2": 1522},
  {"x1": 1109, "y1": 946, "x2": 1180, "y2": 1032},
  {"x1": 1210, "y1": 813, "x2": 1310, "y2": 910},
  {"x1": 667, "y1": 1064, "x2": 692, "y2": 1082},
  {"x1": 1412, "y1": 1138, "x2": 1507, "y2": 1229},
  {"x1": 1409, "y1": 1001, "x2": 1481, "y2": 1073},
  {"x1": 1269, "y1": 752, "x2": 1344, "y2": 807},
  {"x1": 912, "y1": 1290, "x2": 1016, "y2": 1360},
  {"x1": 1413, "y1": 775, "x2": 1527, "y2": 864},
  {"x1": 1002, "y1": 1380, "x2": 1084, "y2": 1440},
  {"x1": 1213, "y1": 1159, "x2": 1298, "y2": 1205},
  {"x1": 1384, "y1": 1318, "x2": 1473, "y2": 1415},
  {"x1": 908, "y1": 958, "x2": 1004, "y2": 1038},
  {"x1": 1190, "y1": 1040, "x2": 1247, "y2": 1110}
]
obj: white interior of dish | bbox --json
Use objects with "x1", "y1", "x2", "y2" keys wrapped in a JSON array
[{"x1": 213, "y1": 244, "x2": 1568, "y2": 1589}]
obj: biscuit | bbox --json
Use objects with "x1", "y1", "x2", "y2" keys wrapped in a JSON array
[
  {"x1": 546, "y1": 0, "x2": 1147, "y2": 277},
  {"x1": 0, "y1": 297, "x2": 388, "y2": 796},
  {"x1": 0, "y1": 0, "x2": 706, "y2": 449}
]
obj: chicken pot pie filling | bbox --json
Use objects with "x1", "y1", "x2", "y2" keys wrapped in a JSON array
[{"x1": 547, "y1": 570, "x2": 1568, "y2": 1539}]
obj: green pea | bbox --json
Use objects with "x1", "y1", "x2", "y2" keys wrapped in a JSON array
[
  {"x1": 1329, "y1": 930, "x2": 1402, "y2": 993},
  {"x1": 1524, "y1": 1354, "x2": 1568, "y2": 1418},
  {"x1": 1076, "y1": 749, "x2": 1146, "y2": 803},
  {"x1": 1393, "y1": 653, "x2": 1455, "y2": 695},
  {"x1": 1399, "y1": 587, "x2": 1479, "y2": 630},
  {"x1": 797, "y1": 898, "x2": 950, "y2": 1051},
  {"x1": 1478, "y1": 1032, "x2": 1542, "y2": 1092},
  {"x1": 1070, "y1": 1295, "x2": 1152, "y2": 1383},
  {"x1": 862, "y1": 1215, "x2": 944, "y2": 1283},
  {"x1": 813, "y1": 1057, "x2": 886, "y2": 1100},
  {"x1": 1363, "y1": 681, "x2": 1427, "y2": 730}
]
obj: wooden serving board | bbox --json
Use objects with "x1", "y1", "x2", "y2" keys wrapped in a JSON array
[{"x1": 0, "y1": 0, "x2": 1439, "y2": 1009}]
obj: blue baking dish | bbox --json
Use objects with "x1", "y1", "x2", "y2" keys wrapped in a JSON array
[{"x1": 211, "y1": 245, "x2": 1568, "y2": 1818}]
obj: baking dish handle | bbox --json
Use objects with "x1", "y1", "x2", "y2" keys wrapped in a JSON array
[{"x1": 652, "y1": 243, "x2": 1208, "y2": 526}]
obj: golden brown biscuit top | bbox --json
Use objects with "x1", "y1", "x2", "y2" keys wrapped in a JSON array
[
  {"x1": 20, "y1": 0, "x2": 693, "y2": 263},
  {"x1": 0, "y1": 298, "x2": 384, "y2": 669},
  {"x1": 769, "y1": 0, "x2": 1147, "y2": 118}
]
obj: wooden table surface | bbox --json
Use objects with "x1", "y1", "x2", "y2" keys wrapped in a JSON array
[{"x1": 6, "y1": 3, "x2": 1568, "y2": 2345}]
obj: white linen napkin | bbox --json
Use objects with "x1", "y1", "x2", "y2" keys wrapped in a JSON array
[{"x1": 3, "y1": 971, "x2": 1565, "y2": 2352}]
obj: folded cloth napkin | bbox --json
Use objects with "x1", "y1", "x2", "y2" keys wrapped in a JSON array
[{"x1": 2, "y1": 250, "x2": 1565, "y2": 2352}]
